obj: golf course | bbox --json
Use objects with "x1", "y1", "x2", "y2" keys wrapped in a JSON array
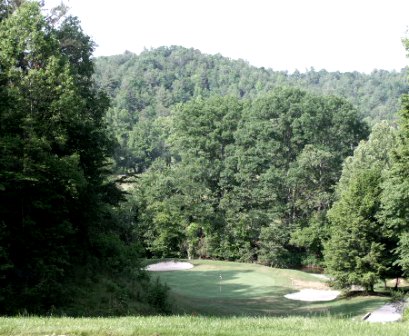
[
  {"x1": 1, "y1": 259, "x2": 408, "y2": 336},
  {"x1": 147, "y1": 259, "x2": 388, "y2": 317},
  {"x1": 3, "y1": 1, "x2": 409, "y2": 335}
]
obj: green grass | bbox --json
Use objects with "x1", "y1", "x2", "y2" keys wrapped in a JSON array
[
  {"x1": 149, "y1": 259, "x2": 388, "y2": 317},
  {"x1": 1, "y1": 315, "x2": 409, "y2": 336},
  {"x1": 1, "y1": 260, "x2": 402, "y2": 335}
]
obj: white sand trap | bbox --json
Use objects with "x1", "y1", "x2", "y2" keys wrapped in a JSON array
[
  {"x1": 285, "y1": 288, "x2": 341, "y2": 302},
  {"x1": 366, "y1": 303, "x2": 403, "y2": 323},
  {"x1": 146, "y1": 261, "x2": 194, "y2": 271}
]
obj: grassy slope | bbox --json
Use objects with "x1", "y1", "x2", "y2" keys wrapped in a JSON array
[
  {"x1": 1, "y1": 316, "x2": 409, "y2": 336},
  {"x1": 150, "y1": 260, "x2": 387, "y2": 317}
]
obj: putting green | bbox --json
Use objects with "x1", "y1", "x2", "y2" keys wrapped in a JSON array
[
  {"x1": 149, "y1": 259, "x2": 388, "y2": 317},
  {"x1": 151, "y1": 260, "x2": 321, "y2": 298}
]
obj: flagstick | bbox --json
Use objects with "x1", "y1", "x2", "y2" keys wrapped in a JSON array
[{"x1": 219, "y1": 274, "x2": 222, "y2": 293}]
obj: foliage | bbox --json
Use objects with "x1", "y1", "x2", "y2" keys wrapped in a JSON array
[
  {"x1": 0, "y1": 1, "x2": 167, "y2": 315},
  {"x1": 131, "y1": 89, "x2": 368, "y2": 265},
  {"x1": 146, "y1": 277, "x2": 170, "y2": 313},
  {"x1": 323, "y1": 38, "x2": 409, "y2": 292},
  {"x1": 324, "y1": 122, "x2": 398, "y2": 291},
  {"x1": 380, "y1": 74, "x2": 409, "y2": 277},
  {"x1": 230, "y1": 89, "x2": 367, "y2": 265},
  {"x1": 389, "y1": 288, "x2": 406, "y2": 303},
  {"x1": 94, "y1": 46, "x2": 406, "y2": 174}
]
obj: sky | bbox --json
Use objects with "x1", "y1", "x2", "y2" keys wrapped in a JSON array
[{"x1": 43, "y1": 0, "x2": 409, "y2": 73}]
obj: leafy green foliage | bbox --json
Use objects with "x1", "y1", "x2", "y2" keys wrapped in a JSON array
[
  {"x1": 0, "y1": 1, "x2": 168, "y2": 315},
  {"x1": 94, "y1": 46, "x2": 406, "y2": 174},
  {"x1": 229, "y1": 89, "x2": 368, "y2": 265},
  {"x1": 324, "y1": 123, "x2": 398, "y2": 290},
  {"x1": 146, "y1": 277, "x2": 170, "y2": 313},
  {"x1": 131, "y1": 88, "x2": 367, "y2": 265},
  {"x1": 380, "y1": 63, "x2": 409, "y2": 277}
]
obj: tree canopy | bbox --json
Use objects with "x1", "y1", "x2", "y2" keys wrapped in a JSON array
[
  {"x1": 93, "y1": 46, "x2": 406, "y2": 174},
  {"x1": 323, "y1": 38, "x2": 409, "y2": 291},
  {"x1": 0, "y1": 0, "x2": 166, "y2": 315},
  {"x1": 129, "y1": 88, "x2": 368, "y2": 266},
  {"x1": 324, "y1": 123, "x2": 398, "y2": 291}
]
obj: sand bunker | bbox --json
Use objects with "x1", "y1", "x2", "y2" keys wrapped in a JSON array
[
  {"x1": 366, "y1": 302, "x2": 403, "y2": 323},
  {"x1": 146, "y1": 261, "x2": 194, "y2": 271},
  {"x1": 285, "y1": 288, "x2": 341, "y2": 302}
]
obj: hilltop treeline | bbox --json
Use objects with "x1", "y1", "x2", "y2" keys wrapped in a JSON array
[{"x1": 93, "y1": 46, "x2": 407, "y2": 174}]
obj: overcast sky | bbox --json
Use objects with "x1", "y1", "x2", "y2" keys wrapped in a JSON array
[{"x1": 44, "y1": 0, "x2": 409, "y2": 73}]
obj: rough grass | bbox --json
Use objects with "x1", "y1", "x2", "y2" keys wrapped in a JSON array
[
  {"x1": 1, "y1": 316, "x2": 409, "y2": 336},
  {"x1": 1, "y1": 260, "x2": 404, "y2": 335},
  {"x1": 149, "y1": 259, "x2": 388, "y2": 317}
]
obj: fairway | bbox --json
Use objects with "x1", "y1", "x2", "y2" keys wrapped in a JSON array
[{"x1": 149, "y1": 260, "x2": 388, "y2": 317}]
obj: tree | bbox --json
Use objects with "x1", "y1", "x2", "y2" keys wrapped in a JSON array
[
  {"x1": 132, "y1": 96, "x2": 243, "y2": 259},
  {"x1": 133, "y1": 159, "x2": 214, "y2": 259},
  {"x1": 93, "y1": 46, "x2": 406, "y2": 174},
  {"x1": 132, "y1": 88, "x2": 367, "y2": 265},
  {"x1": 289, "y1": 145, "x2": 337, "y2": 264},
  {"x1": 380, "y1": 56, "x2": 409, "y2": 276},
  {"x1": 0, "y1": 1, "x2": 135, "y2": 314},
  {"x1": 324, "y1": 122, "x2": 397, "y2": 291},
  {"x1": 226, "y1": 88, "x2": 367, "y2": 266}
]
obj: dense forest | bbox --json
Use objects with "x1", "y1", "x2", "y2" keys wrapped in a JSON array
[
  {"x1": 1, "y1": 0, "x2": 409, "y2": 315},
  {"x1": 93, "y1": 47, "x2": 409, "y2": 291},
  {"x1": 127, "y1": 91, "x2": 368, "y2": 266},
  {"x1": 93, "y1": 46, "x2": 408, "y2": 174},
  {"x1": 0, "y1": 1, "x2": 168, "y2": 315}
]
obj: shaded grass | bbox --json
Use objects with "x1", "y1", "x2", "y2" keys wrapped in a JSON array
[
  {"x1": 149, "y1": 260, "x2": 388, "y2": 317},
  {"x1": 1, "y1": 315, "x2": 409, "y2": 336}
]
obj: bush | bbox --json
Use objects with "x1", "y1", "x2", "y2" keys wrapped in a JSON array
[
  {"x1": 147, "y1": 277, "x2": 170, "y2": 313},
  {"x1": 390, "y1": 289, "x2": 406, "y2": 303}
]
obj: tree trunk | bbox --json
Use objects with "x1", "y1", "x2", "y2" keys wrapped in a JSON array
[{"x1": 395, "y1": 277, "x2": 400, "y2": 290}]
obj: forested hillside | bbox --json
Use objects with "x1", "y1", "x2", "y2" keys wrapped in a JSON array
[
  {"x1": 92, "y1": 45, "x2": 409, "y2": 283},
  {"x1": 122, "y1": 89, "x2": 368, "y2": 267},
  {"x1": 94, "y1": 46, "x2": 407, "y2": 173},
  {"x1": 94, "y1": 46, "x2": 407, "y2": 123}
]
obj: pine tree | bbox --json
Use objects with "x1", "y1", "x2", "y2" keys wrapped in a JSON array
[
  {"x1": 380, "y1": 76, "x2": 409, "y2": 277},
  {"x1": 325, "y1": 123, "x2": 398, "y2": 291}
]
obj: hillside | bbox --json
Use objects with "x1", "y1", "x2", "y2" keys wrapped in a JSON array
[
  {"x1": 94, "y1": 46, "x2": 408, "y2": 124},
  {"x1": 93, "y1": 46, "x2": 407, "y2": 177}
]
